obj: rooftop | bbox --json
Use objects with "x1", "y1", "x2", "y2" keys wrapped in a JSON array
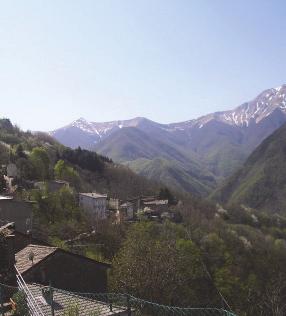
[
  {"x1": 0, "y1": 195, "x2": 13, "y2": 200},
  {"x1": 28, "y1": 283, "x2": 126, "y2": 316},
  {"x1": 79, "y1": 192, "x2": 108, "y2": 199},
  {"x1": 0, "y1": 222, "x2": 14, "y2": 237},
  {"x1": 15, "y1": 244, "x2": 57, "y2": 274},
  {"x1": 120, "y1": 202, "x2": 133, "y2": 208},
  {"x1": 15, "y1": 244, "x2": 110, "y2": 275},
  {"x1": 52, "y1": 180, "x2": 69, "y2": 184},
  {"x1": 143, "y1": 200, "x2": 168, "y2": 205}
]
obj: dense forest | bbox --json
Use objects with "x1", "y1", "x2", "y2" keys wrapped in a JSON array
[{"x1": 1, "y1": 118, "x2": 286, "y2": 315}]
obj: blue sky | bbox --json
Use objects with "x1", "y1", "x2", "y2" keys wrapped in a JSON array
[{"x1": 0, "y1": 0, "x2": 286, "y2": 131}]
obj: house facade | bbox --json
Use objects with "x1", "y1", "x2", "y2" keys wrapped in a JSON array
[
  {"x1": 119, "y1": 202, "x2": 134, "y2": 221},
  {"x1": 79, "y1": 192, "x2": 108, "y2": 220}
]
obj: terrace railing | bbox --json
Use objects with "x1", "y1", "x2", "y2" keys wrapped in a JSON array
[{"x1": 15, "y1": 266, "x2": 45, "y2": 316}]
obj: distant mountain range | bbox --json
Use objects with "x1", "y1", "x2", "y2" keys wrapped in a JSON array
[{"x1": 51, "y1": 84, "x2": 286, "y2": 195}]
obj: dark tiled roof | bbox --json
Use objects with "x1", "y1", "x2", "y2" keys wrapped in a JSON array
[
  {"x1": 15, "y1": 244, "x2": 57, "y2": 274},
  {"x1": 15, "y1": 244, "x2": 111, "y2": 275},
  {"x1": 28, "y1": 283, "x2": 126, "y2": 316},
  {"x1": 79, "y1": 192, "x2": 107, "y2": 199}
]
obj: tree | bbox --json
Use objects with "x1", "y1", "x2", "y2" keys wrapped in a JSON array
[
  {"x1": 158, "y1": 187, "x2": 176, "y2": 205},
  {"x1": 29, "y1": 147, "x2": 50, "y2": 180},
  {"x1": 62, "y1": 147, "x2": 105, "y2": 173},
  {"x1": 110, "y1": 222, "x2": 207, "y2": 306},
  {"x1": 15, "y1": 144, "x2": 27, "y2": 159},
  {"x1": 54, "y1": 160, "x2": 80, "y2": 188},
  {"x1": 16, "y1": 158, "x2": 34, "y2": 180},
  {"x1": 0, "y1": 170, "x2": 6, "y2": 193}
]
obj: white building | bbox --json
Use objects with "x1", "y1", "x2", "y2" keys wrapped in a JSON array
[{"x1": 79, "y1": 193, "x2": 107, "y2": 220}]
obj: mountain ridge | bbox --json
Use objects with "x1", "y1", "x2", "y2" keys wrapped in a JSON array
[
  {"x1": 50, "y1": 84, "x2": 286, "y2": 195},
  {"x1": 51, "y1": 84, "x2": 286, "y2": 142}
]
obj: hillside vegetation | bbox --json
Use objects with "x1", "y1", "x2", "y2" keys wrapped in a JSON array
[
  {"x1": 3, "y1": 118, "x2": 286, "y2": 315},
  {"x1": 212, "y1": 123, "x2": 286, "y2": 213},
  {"x1": 0, "y1": 118, "x2": 160, "y2": 200},
  {"x1": 95, "y1": 125, "x2": 217, "y2": 196}
]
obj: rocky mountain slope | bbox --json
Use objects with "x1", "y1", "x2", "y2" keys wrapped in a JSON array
[{"x1": 51, "y1": 84, "x2": 286, "y2": 195}]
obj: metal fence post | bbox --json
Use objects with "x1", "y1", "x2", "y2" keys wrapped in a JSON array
[
  {"x1": 0, "y1": 285, "x2": 4, "y2": 316},
  {"x1": 126, "y1": 294, "x2": 131, "y2": 316},
  {"x1": 49, "y1": 282, "x2": 55, "y2": 316}
]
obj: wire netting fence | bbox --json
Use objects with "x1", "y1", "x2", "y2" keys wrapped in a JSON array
[
  {"x1": 79, "y1": 292, "x2": 237, "y2": 316},
  {"x1": 0, "y1": 283, "x2": 237, "y2": 316},
  {"x1": 0, "y1": 282, "x2": 18, "y2": 315}
]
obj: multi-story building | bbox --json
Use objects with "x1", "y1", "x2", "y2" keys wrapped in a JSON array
[{"x1": 79, "y1": 192, "x2": 107, "y2": 220}]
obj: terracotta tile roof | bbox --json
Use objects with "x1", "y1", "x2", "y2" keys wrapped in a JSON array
[
  {"x1": 15, "y1": 244, "x2": 58, "y2": 274},
  {"x1": 28, "y1": 283, "x2": 126, "y2": 315}
]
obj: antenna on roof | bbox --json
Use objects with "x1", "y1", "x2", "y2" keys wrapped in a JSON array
[{"x1": 28, "y1": 251, "x2": 35, "y2": 265}]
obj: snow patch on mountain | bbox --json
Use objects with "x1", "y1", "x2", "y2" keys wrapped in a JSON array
[{"x1": 51, "y1": 84, "x2": 286, "y2": 139}]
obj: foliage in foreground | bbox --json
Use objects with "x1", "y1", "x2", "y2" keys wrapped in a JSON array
[
  {"x1": 110, "y1": 208, "x2": 286, "y2": 316},
  {"x1": 11, "y1": 291, "x2": 29, "y2": 316}
]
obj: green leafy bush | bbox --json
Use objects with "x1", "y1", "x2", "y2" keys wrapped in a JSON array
[{"x1": 11, "y1": 291, "x2": 29, "y2": 316}]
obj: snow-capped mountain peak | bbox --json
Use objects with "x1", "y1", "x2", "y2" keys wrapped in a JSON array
[
  {"x1": 51, "y1": 84, "x2": 286, "y2": 147},
  {"x1": 187, "y1": 84, "x2": 286, "y2": 129}
]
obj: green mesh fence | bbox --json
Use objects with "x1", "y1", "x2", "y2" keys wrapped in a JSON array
[
  {"x1": 0, "y1": 283, "x2": 238, "y2": 316},
  {"x1": 48, "y1": 288, "x2": 237, "y2": 316},
  {"x1": 0, "y1": 282, "x2": 18, "y2": 316},
  {"x1": 80, "y1": 292, "x2": 237, "y2": 316}
]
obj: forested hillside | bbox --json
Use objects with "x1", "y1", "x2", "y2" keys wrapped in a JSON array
[
  {"x1": 109, "y1": 205, "x2": 286, "y2": 315},
  {"x1": 0, "y1": 117, "x2": 161, "y2": 244},
  {"x1": 212, "y1": 123, "x2": 286, "y2": 213},
  {"x1": 0, "y1": 118, "x2": 160, "y2": 199}
]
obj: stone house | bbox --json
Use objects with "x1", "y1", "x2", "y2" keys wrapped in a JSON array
[
  {"x1": 15, "y1": 244, "x2": 110, "y2": 293},
  {"x1": 141, "y1": 199, "x2": 169, "y2": 213},
  {"x1": 119, "y1": 202, "x2": 134, "y2": 221},
  {"x1": 34, "y1": 180, "x2": 69, "y2": 192},
  {"x1": 127, "y1": 196, "x2": 169, "y2": 213},
  {"x1": 0, "y1": 196, "x2": 34, "y2": 234},
  {"x1": 79, "y1": 192, "x2": 107, "y2": 220}
]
